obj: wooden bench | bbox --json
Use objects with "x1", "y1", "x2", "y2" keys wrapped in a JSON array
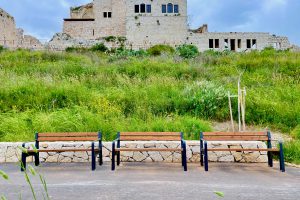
[
  {"x1": 21, "y1": 132, "x2": 103, "y2": 171},
  {"x1": 200, "y1": 131, "x2": 285, "y2": 172},
  {"x1": 111, "y1": 132, "x2": 187, "y2": 171}
]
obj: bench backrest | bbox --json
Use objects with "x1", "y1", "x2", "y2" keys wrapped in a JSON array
[
  {"x1": 36, "y1": 132, "x2": 101, "y2": 142},
  {"x1": 201, "y1": 131, "x2": 270, "y2": 141},
  {"x1": 118, "y1": 132, "x2": 182, "y2": 141}
]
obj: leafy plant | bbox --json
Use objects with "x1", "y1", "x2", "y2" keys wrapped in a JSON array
[
  {"x1": 176, "y1": 44, "x2": 199, "y2": 58},
  {"x1": 90, "y1": 43, "x2": 108, "y2": 52},
  {"x1": 147, "y1": 44, "x2": 175, "y2": 56}
]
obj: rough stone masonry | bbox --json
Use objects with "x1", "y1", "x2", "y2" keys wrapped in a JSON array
[{"x1": 0, "y1": 141, "x2": 268, "y2": 164}]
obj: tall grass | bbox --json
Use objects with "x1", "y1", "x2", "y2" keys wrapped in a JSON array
[{"x1": 0, "y1": 49, "x2": 299, "y2": 143}]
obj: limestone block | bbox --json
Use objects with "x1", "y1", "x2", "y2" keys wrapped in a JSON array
[
  {"x1": 172, "y1": 152, "x2": 181, "y2": 163},
  {"x1": 133, "y1": 152, "x2": 147, "y2": 162},
  {"x1": 60, "y1": 157, "x2": 72, "y2": 163},
  {"x1": 242, "y1": 152, "x2": 261, "y2": 163},
  {"x1": 103, "y1": 143, "x2": 112, "y2": 151},
  {"x1": 144, "y1": 157, "x2": 153, "y2": 162},
  {"x1": 121, "y1": 151, "x2": 134, "y2": 158},
  {"x1": 160, "y1": 151, "x2": 172, "y2": 160},
  {"x1": 74, "y1": 151, "x2": 88, "y2": 160},
  {"x1": 39, "y1": 152, "x2": 48, "y2": 159},
  {"x1": 191, "y1": 145, "x2": 200, "y2": 153},
  {"x1": 0, "y1": 147, "x2": 6, "y2": 162},
  {"x1": 257, "y1": 142, "x2": 268, "y2": 155},
  {"x1": 218, "y1": 155, "x2": 234, "y2": 162},
  {"x1": 231, "y1": 152, "x2": 243, "y2": 162},
  {"x1": 144, "y1": 143, "x2": 156, "y2": 148},
  {"x1": 103, "y1": 157, "x2": 111, "y2": 162},
  {"x1": 148, "y1": 151, "x2": 163, "y2": 162},
  {"x1": 41, "y1": 143, "x2": 48, "y2": 148},
  {"x1": 255, "y1": 155, "x2": 268, "y2": 163},
  {"x1": 190, "y1": 153, "x2": 200, "y2": 162},
  {"x1": 121, "y1": 156, "x2": 129, "y2": 162},
  {"x1": 102, "y1": 147, "x2": 110, "y2": 157},
  {"x1": 48, "y1": 143, "x2": 62, "y2": 150},
  {"x1": 46, "y1": 154, "x2": 59, "y2": 162},
  {"x1": 208, "y1": 152, "x2": 218, "y2": 162},
  {"x1": 125, "y1": 143, "x2": 137, "y2": 148},
  {"x1": 61, "y1": 152, "x2": 74, "y2": 158}
]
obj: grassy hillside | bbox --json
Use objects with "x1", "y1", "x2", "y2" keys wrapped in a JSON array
[{"x1": 0, "y1": 48, "x2": 299, "y2": 163}]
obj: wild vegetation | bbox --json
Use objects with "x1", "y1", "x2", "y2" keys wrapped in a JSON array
[{"x1": 0, "y1": 45, "x2": 299, "y2": 163}]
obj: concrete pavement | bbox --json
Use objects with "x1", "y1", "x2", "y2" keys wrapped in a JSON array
[{"x1": 0, "y1": 162, "x2": 299, "y2": 200}]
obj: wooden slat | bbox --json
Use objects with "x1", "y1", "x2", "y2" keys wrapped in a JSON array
[
  {"x1": 120, "y1": 132, "x2": 181, "y2": 136},
  {"x1": 203, "y1": 132, "x2": 267, "y2": 136},
  {"x1": 38, "y1": 132, "x2": 98, "y2": 137},
  {"x1": 207, "y1": 148, "x2": 279, "y2": 152},
  {"x1": 38, "y1": 137, "x2": 98, "y2": 142},
  {"x1": 28, "y1": 149, "x2": 99, "y2": 153},
  {"x1": 119, "y1": 136, "x2": 181, "y2": 141},
  {"x1": 203, "y1": 136, "x2": 269, "y2": 141},
  {"x1": 115, "y1": 148, "x2": 182, "y2": 152}
]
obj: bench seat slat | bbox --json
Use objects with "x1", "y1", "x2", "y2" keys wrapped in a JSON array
[
  {"x1": 115, "y1": 148, "x2": 182, "y2": 152},
  {"x1": 27, "y1": 149, "x2": 99, "y2": 153},
  {"x1": 203, "y1": 136, "x2": 269, "y2": 141},
  {"x1": 38, "y1": 132, "x2": 98, "y2": 137},
  {"x1": 120, "y1": 132, "x2": 181, "y2": 136},
  {"x1": 202, "y1": 132, "x2": 267, "y2": 136},
  {"x1": 38, "y1": 137, "x2": 98, "y2": 142},
  {"x1": 119, "y1": 136, "x2": 181, "y2": 141},
  {"x1": 207, "y1": 148, "x2": 279, "y2": 152}
]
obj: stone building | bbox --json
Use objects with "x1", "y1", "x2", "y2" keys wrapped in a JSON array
[
  {"x1": 0, "y1": 8, "x2": 43, "y2": 49},
  {"x1": 59, "y1": 0, "x2": 291, "y2": 51}
]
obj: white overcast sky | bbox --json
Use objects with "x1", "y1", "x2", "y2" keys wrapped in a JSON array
[{"x1": 1, "y1": 0, "x2": 299, "y2": 45}]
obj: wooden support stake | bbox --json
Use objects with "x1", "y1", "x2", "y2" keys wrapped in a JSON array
[{"x1": 228, "y1": 91, "x2": 234, "y2": 132}]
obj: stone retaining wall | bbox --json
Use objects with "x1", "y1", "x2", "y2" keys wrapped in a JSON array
[{"x1": 0, "y1": 141, "x2": 268, "y2": 164}]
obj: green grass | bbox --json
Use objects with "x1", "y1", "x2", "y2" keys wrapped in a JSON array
[{"x1": 0, "y1": 49, "x2": 299, "y2": 151}]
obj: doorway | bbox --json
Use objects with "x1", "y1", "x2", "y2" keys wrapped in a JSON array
[{"x1": 230, "y1": 39, "x2": 236, "y2": 51}]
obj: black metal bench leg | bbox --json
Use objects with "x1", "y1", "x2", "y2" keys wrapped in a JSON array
[
  {"x1": 204, "y1": 142, "x2": 208, "y2": 171},
  {"x1": 91, "y1": 142, "x2": 96, "y2": 171},
  {"x1": 99, "y1": 140, "x2": 103, "y2": 166},
  {"x1": 181, "y1": 140, "x2": 184, "y2": 166},
  {"x1": 34, "y1": 153, "x2": 40, "y2": 166},
  {"x1": 268, "y1": 151, "x2": 273, "y2": 167},
  {"x1": 21, "y1": 153, "x2": 27, "y2": 172},
  {"x1": 182, "y1": 141, "x2": 187, "y2": 171},
  {"x1": 200, "y1": 140, "x2": 204, "y2": 166},
  {"x1": 112, "y1": 142, "x2": 116, "y2": 171},
  {"x1": 279, "y1": 142, "x2": 285, "y2": 172},
  {"x1": 117, "y1": 139, "x2": 120, "y2": 166}
]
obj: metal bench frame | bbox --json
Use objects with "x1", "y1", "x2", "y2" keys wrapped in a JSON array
[
  {"x1": 200, "y1": 131, "x2": 285, "y2": 172},
  {"x1": 21, "y1": 132, "x2": 103, "y2": 171},
  {"x1": 111, "y1": 132, "x2": 187, "y2": 171}
]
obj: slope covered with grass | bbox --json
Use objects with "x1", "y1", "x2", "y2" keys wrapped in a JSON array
[{"x1": 0, "y1": 48, "x2": 299, "y2": 163}]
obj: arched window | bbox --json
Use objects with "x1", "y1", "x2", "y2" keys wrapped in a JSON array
[
  {"x1": 167, "y1": 3, "x2": 173, "y2": 13},
  {"x1": 141, "y1": 4, "x2": 146, "y2": 13}
]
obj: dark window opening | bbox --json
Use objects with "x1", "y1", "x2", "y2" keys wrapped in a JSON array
[
  {"x1": 230, "y1": 39, "x2": 236, "y2": 51},
  {"x1": 209, "y1": 39, "x2": 214, "y2": 48},
  {"x1": 135, "y1": 5, "x2": 139, "y2": 13},
  {"x1": 108, "y1": 12, "x2": 112, "y2": 18},
  {"x1": 215, "y1": 39, "x2": 219, "y2": 48},
  {"x1": 146, "y1": 5, "x2": 151, "y2": 13},
  {"x1": 167, "y1": 3, "x2": 173, "y2": 13},
  {"x1": 162, "y1": 5, "x2": 166, "y2": 13},
  {"x1": 141, "y1": 4, "x2": 146, "y2": 13},
  {"x1": 238, "y1": 39, "x2": 241, "y2": 48},
  {"x1": 174, "y1": 5, "x2": 179, "y2": 13},
  {"x1": 247, "y1": 39, "x2": 251, "y2": 48},
  {"x1": 252, "y1": 39, "x2": 257, "y2": 48},
  {"x1": 103, "y1": 12, "x2": 107, "y2": 18},
  {"x1": 92, "y1": 29, "x2": 94, "y2": 36},
  {"x1": 224, "y1": 39, "x2": 229, "y2": 48}
]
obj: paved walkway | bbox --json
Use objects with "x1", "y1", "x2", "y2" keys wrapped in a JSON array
[{"x1": 0, "y1": 162, "x2": 299, "y2": 200}]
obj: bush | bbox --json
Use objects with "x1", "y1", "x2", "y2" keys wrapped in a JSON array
[
  {"x1": 284, "y1": 140, "x2": 300, "y2": 164},
  {"x1": 90, "y1": 43, "x2": 108, "y2": 52},
  {"x1": 291, "y1": 125, "x2": 300, "y2": 140},
  {"x1": 176, "y1": 44, "x2": 199, "y2": 58},
  {"x1": 0, "y1": 45, "x2": 5, "y2": 52},
  {"x1": 65, "y1": 46, "x2": 88, "y2": 53},
  {"x1": 147, "y1": 45, "x2": 175, "y2": 56}
]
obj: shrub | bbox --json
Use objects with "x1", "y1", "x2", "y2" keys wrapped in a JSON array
[
  {"x1": 291, "y1": 125, "x2": 300, "y2": 140},
  {"x1": 65, "y1": 46, "x2": 88, "y2": 53},
  {"x1": 104, "y1": 36, "x2": 117, "y2": 42},
  {"x1": 284, "y1": 140, "x2": 300, "y2": 164},
  {"x1": 90, "y1": 43, "x2": 108, "y2": 52},
  {"x1": 0, "y1": 45, "x2": 5, "y2": 52},
  {"x1": 176, "y1": 44, "x2": 199, "y2": 58},
  {"x1": 147, "y1": 44, "x2": 175, "y2": 56}
]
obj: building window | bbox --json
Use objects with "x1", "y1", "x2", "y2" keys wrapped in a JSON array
[
  {"x1": 215, "y1": 39, "x2": 219, "y2": 48},
  {"x1": 174, "y1": 5, "x2": 179, "y2": 13},
  {"x1": 108, "y1": 12, "x2": 112, "y2": 18},
  {"x1": 162, "y1": 4, "x2": 166, "y2": 13},
  {"x1": 209, "y1": 39, "x2": 214, "y2": 48},
  {"x1": 252, "y1": 39, "x2": 257, "y2": 49},
  {"x1": 135, "y1": 5, "x2": 139, "y2": 13},
  {"x1": 224, "y1": 39, "x2": 229, "y2": 49},
  {"x1": 146, "y1": 5, "x2": 151, "y2": 13},
  {"x1": 141, "y1": 4, "x2": 146, "y2": 13},
  {"x1": 247, "y1": 39, "x2": 251, "y2": 49},
  {"x1": 103, "y1": 12, "x2": 107, "y2": 18},
  {"x1": 167, "y1": 3, "x2": 173, "y2": 13},
  {"x1": 238, "y1": 39, "x2": 241, "y2": 48}
]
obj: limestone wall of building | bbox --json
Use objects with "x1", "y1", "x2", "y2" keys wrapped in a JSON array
[
  {"x1": 70, "y1": 3, "x2": 94, "y2": 19},
  {"x1": 93, "y1": 0, "x2": 126, "y2": 38},
  {"x1": 63, "y1": 21, "x2": 96, "y2": 39},
  {"x1": 126, "y1": 0, "x2": 188, "y2": 49},
  {"x1": 0, "y1": 8, "x2": 17, "y2": 48}
]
